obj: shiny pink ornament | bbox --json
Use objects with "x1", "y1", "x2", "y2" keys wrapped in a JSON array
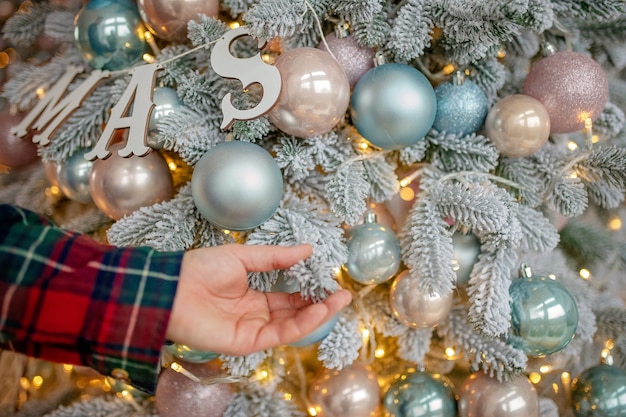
[
  {"x1": 89, "y1": 143, "x2": 173, "y2": 220},
  {"x1": 269, "y1": 48, "x2": 350, "y2": 138},
  {"x1": 155, "y1": 361, "x2": 233, "y2": 417},
  {"x1": 138, "y1": 0, "x2": 220, "y2": 42},
  {"x1": 317, "y1": 33, "x2": 375, "y2": 89},
  {"x1": 0, "y1": 112, "x2": 39, "y2": 169},
  {"x1": 523, "y1": 51, "x2": 608, "y2": 134}
]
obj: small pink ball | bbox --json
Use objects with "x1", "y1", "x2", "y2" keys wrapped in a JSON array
[
  {"x1": 317, "y1": 33, "x2": 375, "y2": 89},
  {"x1": 269, "y1": 48, "x2": 350, "y2": 138},
  {"x1": 523, "y1": 51, "x2": 608, "y2": 134},
  {"x1": 0, "y1": 112, "x2": 39, "y2": 169}
]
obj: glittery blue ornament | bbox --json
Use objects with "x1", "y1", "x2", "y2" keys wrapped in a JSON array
[
  {"x1": 74, "y1": 0, "x2": 149, "y2": 70},
  {"x1": 191, "y1": 141, "x2": 283, "y2": 231},
  {"x1": 164, "y1": 343, "x2": 219, "y2": 364},
  {"x1": 56, "y1": 149, "x2": 94, "y2": 204},
  {"x1": 433, "y1": 74, "x2": 489, "y2": 136},
  {"x1": 350, "y1": 63, "x2": 437, "y2": 149},
  {"x1": 508, "y1": 265, "x2": 578, "y2": 357},
  {"x1": 147, "y1": 87, "x2": 184, "y2": 149},
  {"x1": 344, "y1": 211, "x2": 401, "y2": 285},
  {"x1": 571, "y1": 364, "x2": 626, "y2": 417},
  {"x1": 383, "y1": 371, "x2": 457, "y2": 417}
]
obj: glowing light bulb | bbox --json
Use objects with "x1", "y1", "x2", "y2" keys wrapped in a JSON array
[{"x1": 579, "y1": 268, "x2": 591, "y2": 280}]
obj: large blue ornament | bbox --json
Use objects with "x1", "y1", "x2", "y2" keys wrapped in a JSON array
[
  {"x1": 163, "y1": 343, "x2": 219, "y2": 364},
  {"x1": 74, "y1": 0, "x2": 149, "y2": 70},
  {"x1": 433, "y1": 74, "x2": 489, "y2": 136},
  {"x1": 383, "y1": 371, "x2": 457, "y2": 417},
  {"x1": 191, "y1": 141, "x2": 283, "y2": 231},
  {"x1": 571, "y1": 364, "x2": 626, "y2": 417},
  {"x1": 508, "y1": 265, "x2": 578, "y2": 357},
  {"x1": 350, "y1": 63, "x2": 437, "y2": 150},
  {"x1": 344, "y1": 211, "x2": 401, "y2": 285},
  {"x1": 56, "y1": 149, "x2": 94, "y2": 204},
  {"x1": 147, "y1": 87, "x2": 185, "y2": 149}
]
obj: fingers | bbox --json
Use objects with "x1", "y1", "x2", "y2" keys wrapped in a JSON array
[{"x1": 230, "y1": 244, "x2": 313, "y2": 272}]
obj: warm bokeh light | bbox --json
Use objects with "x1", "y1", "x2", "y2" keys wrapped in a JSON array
[{"x1": 579, "y1": 268, "x2": 591, "y2": 280}]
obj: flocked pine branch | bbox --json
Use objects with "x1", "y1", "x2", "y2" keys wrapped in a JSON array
[
  {"x1": 497, "y1": 156, "x2": 545, "y2": 208},
  {"x1": 386, "y1": 0, "x2": 432, "y2": 63},
  {"x1": 437, "y1": 304, "x2": 527, "y2": 380},
  {"x1": 559, "y1": 218, "x2": 626, "y2": 271},
  {"x1": 244, "y1": 0, "x2": 308, "y2": 41},
  {"x1": 274, "y1": 137, "x2": 317, "y2": 183},
  {"x1": 551, "y1": 0, "x2": 624, "y2": 20},
  {"x1": 1, "y1": 2, "x2": 54, "y2": 47},
  {"x1": 224, "y1": 386, "x2": 304, "y2": 417},
  {"x1": 221, "y1": 351, "x2": 270, "y2": 377},
  {"x1": 187, "y1": 14, "x2": 229, "y2": 48},
  {"x1": 367, "y1": 286, "x2": 409, "y2": 337},
  {"x1": 329, "y1": 0, "x2": 384, "y2": 26},
  {"x1": 42, "y1": 396, "x2": 156, "y2": 417},
  {"x1": 397, "y1": 328, "x2": 433, "y2": 365},
  {"x1": 352, "y1": 10, "x2": 390, "y2": 48},
  {"x1": 317, "y1": 311, "x2": 362, "y2": 369},
  {"x1": 576, "y1": 145, "x2": 626, "y2": 209},
  {"x1": 468, "y1": 57, "x2": 508, "y2": 101},
  {"x1": 326, "y1": 159, "x2": 369, "y2": 225},
  {"x1": 43, "y1": 10, "x2": 77, "y2": 44},
  {"x1": 427, "y1": 131, "x2": 499, "y2": 173},
  {"x1": 362, "y1": 153, "x2": 399, "y2": 203},
  {"x1": 515, "y1": 205, "x2": 560, "y2": 252},
  {"x1": 594, "y1": 102, "x2": 626, "y2": 141}
]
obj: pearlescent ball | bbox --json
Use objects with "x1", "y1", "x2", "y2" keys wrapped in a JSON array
[
  {"x1": 56, "y1": 149, "x2": 94, "y2": 204},
  {"x1": 89, "y1": 143, "x2": 173, "y2": 220},
  {"x1": 344, "y1": 212, "x2": 401, "y2": 285},
  {"x1": 508, "y1": 274, "x2": 578, "y2": 357},
  {"x1": 308, "y1": 363, "x2": 380, "y2": 417},
  {"x1": 351, "y1": 63, "x2": 437, "y2": 150},
  {"x1": 74, "y1": 0, "x2": 149, "y2": 70},
  {"x1": 523, "y1": 51, "x2": 609, "y2": 134},
  {"x1": 433, "y1": 79, "x2": 489, "y2": 136},
  {"x1": 390, "y1": 270, "x2": 453, "y2": 328},
  {"x1": 155, "y1": 361, "x2": 233, "y2": 417},
  {"x1": 317, "y1": 33, "x2": 375, "y2": 89},
  {"x1": 269, "y1": 48, "x2": 350, "y2": 138},
  {"x1": 0, "y1": 112, "x2": 39, "y2": 169},
  {"x1": 571, "y1": 364, "x2": 626, "y2": 417},
  {"x1": 191, "y1": 141, "x2": 283, "y2": 231},
  {"x1": 383, "y1": 371, "x2": 457, "y2": 417},
  {"x1": 147, "y1": 87, "x2": 184, "y2": 149},
  {"x1": 458, "y1": 373, "x2": 539, "y2": 417},
  {"x1": 485, "y1": 94, "x2": 551, "y2": 158},
  {"x1": 452, "y1": 232, "x2": 481, "y2": 286},
  {"x1": 138, "y1": 0, "x2": 219, "y2": 42},
  {"x1": 163, "y1": 343, "x2": 218, "y2": 364}
]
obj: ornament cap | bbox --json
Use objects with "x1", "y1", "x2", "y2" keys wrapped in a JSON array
[
  {"x1": 334, "y1": 22, "x2": 350, "y2": 38},
  {"x1": 520, "y1": 264, "x2": 533, "y2": 278},
  {"x1": 452, "y1": 70, "x2": 465, "y2": 85},
  {"x1": 540, "y1": 41, "x2": 557, "y2": 57},
  {"x1": 364, "y1": 210, "x2": 378, "y2": 224},
  {"x1": 374, "y1": 51, "x2": 387, "y2": 67}
]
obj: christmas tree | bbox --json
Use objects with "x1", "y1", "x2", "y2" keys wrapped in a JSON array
[{"x1": 1, "y1": 0, "x2": 626, "y2": 416}]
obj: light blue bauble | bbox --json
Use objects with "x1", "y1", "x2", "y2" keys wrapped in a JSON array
[
  {"x1": 350, "y1": 63, "x2": 437, "y2": 150},
  {"x1": 163, "y1": 343, "x2": 218, "y2": 364},
  {"x1": 433, "y1": 79, "x2": 489, "y2": 136},
  {"x1": 270, "y1": 274, "x2": 339, "y2": 347},
  {"x1": 147, "y1": 87, "x2": 184, "y2": 149},
  {"x1": 191, "y1": 141, "x2": 283, "y2": 231},
  {"x1": 74, "y1": 0, "x2": 149, "y2": 70},
  {"x1": 56, "y1": 149, "x2": 94, "y2": 204},
  {"x1": 508, "y1": 267, "x2": 578, "y2": 357},
  {"x1": 571, "y1": 364, "x2": 626, "y2": 417},
  {"x1": 452, "y1": 232, "x2": 481, "y2": 286},
  {"x1": 344, "y1": 211, "x2": 401, "y2": 285},
  {"x1": 383, "y1": 371, "x2": 457, "y2": 417}
]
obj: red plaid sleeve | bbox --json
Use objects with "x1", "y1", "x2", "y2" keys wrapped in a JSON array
[{"x1": 0, "y1": 204, "x2": 183, "y2": 393}]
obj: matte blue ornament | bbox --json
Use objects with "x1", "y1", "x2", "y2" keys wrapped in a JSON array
[
  {"x1": 571, "y1": 364, "x2": 626, "y2": 417},
  {"x1": 452, "y1": 232, "x2": 481, "y2": 286},
  {"x1": 383, "y1": 371, "x2": 457, "y2": 417},
  {"x1": 508, "y1": 265, "x2": 578, "y2": 357},
  {"x1": 164, "y1": 343, "x2": 219, "y2": 364},
  {"x1": 56, "y1": 149, "x2": 94, "y2": 204},
  {"x1": 147, "y1": 87, "x2": 184, "y2": 149},
  {"x1": 74, "y1": 0, "x2": 149, "y2": 70},
  {"x1": 191, "y1": 141, "x2": 283, "y2": 231},
  {"x1": 344, "y1": 211, "x2": 401, "y2": 285},
  {"x1": 350, "y1": 63, "x2": 437, "y2": 149},
  {"x1": 433, "y1": 73, "x2": 489, "y2": 136}
]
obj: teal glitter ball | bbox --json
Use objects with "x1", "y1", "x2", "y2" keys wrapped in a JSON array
[
  {"x1": 508, "y1": 270, "x2": 578, "y2": 357},
  {"x1": 344, "y1": 212, "x2": 401, "y2": 285},
  {"x1": 74, "y1": 0, "x2": 149, "y2": 70},
  {"x1": 383, "y1": 371, "x2": 457, "y2": 417},
  {"x1": 433, "y1": 79, "x2": 488, "y2": 136},
  {"x1": 571, "y1": 364, "x2": 626, "y2": 417},
  {"x1": 350, "y1": 63, "x2": 437, "y2": 149}
]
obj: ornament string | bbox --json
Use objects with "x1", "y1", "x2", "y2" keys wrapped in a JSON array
[
  {"x1": 169, "y1": 361, "x2": 246, "y2": 385},
  {"x1": 303, "y1": 0, "x2": 338, "y2": 62},
  {"x1": 433, "y1": 170, "x2": 526, "y2": 191}
]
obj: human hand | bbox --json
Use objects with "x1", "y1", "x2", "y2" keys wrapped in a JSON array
[{"x1": 166, "y1": 244, "x2": 352, "y2": 356}]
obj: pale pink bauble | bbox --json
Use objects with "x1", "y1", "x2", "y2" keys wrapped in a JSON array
[
  {"x1": 523, "y1": 51, "x2": 608, "y2": 134},
  {"x1": 0, "y1": 113, "x2": 39, "y2": 169},
  {"x1": 155, "y1": 361, "x2": 233, "y2": 417},
  {"x1": 485, "y1": 94, "x2": 551, "y2": 158},
  {"x1": 458, "y1": 372, "x2": 539, "y2": 417},
  {"x1": 317, "y1": 33, "x2": 375, "y2": 89},
  {"x1": 269, "y1": 48, "x2": 350, "y2": 138},
  {"x1": 138, "y1": 0, "x2": 219, "y2": 42},
  {"x1": 89, "y1": 143, "x2": 173, "y2": 220}
]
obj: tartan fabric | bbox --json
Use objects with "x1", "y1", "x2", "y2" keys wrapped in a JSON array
[{"x1": 0, "y1": 204, "x2": 183, "y2": 393}]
